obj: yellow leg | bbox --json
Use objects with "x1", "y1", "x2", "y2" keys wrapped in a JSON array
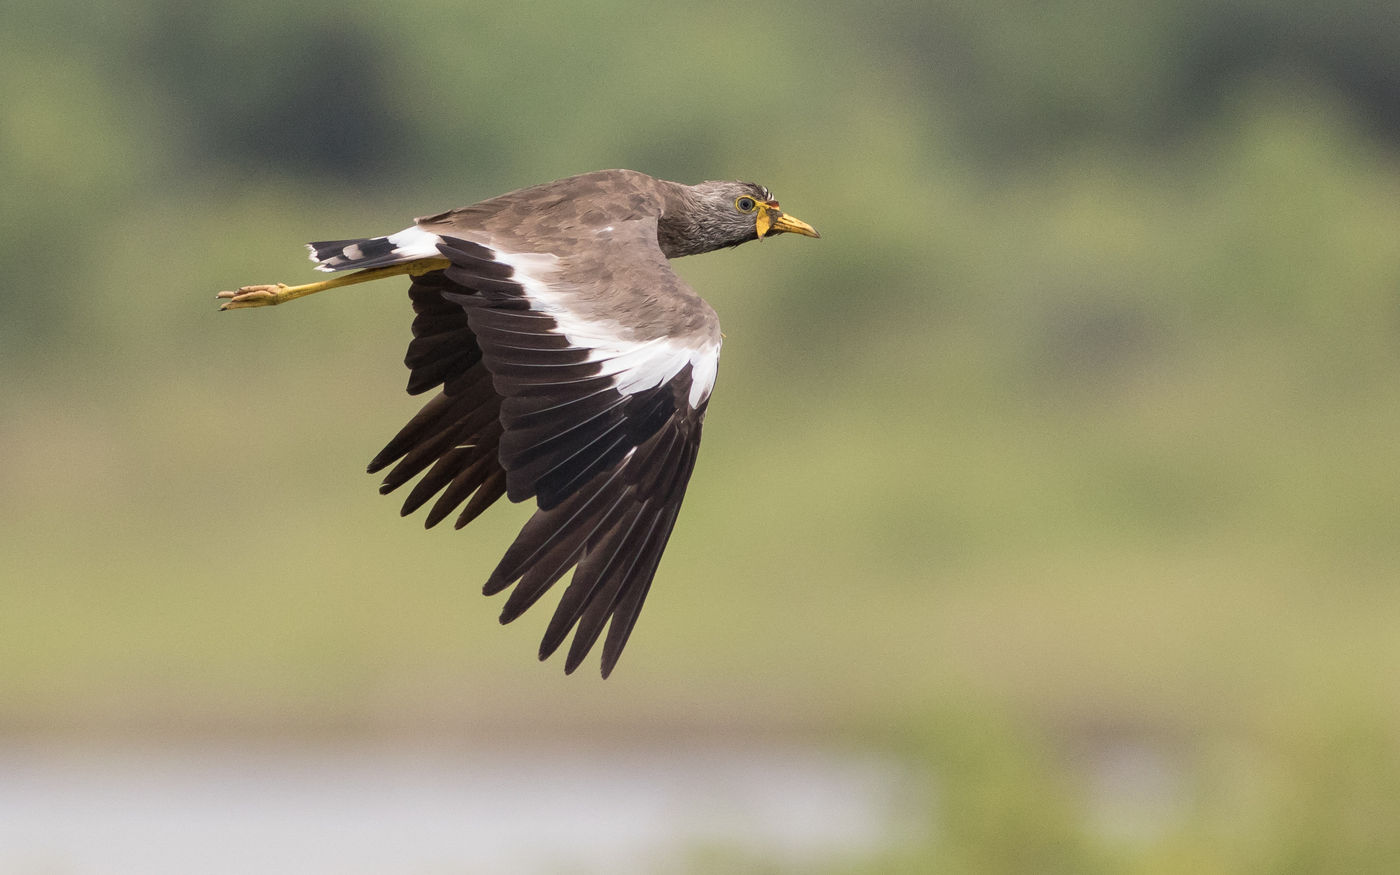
[{"x1": 216, "y1": 257, "x2": 451, "y2": 310}]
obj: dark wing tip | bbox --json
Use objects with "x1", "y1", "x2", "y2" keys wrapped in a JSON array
[{"x1": 415, "y1": 224, "x2": 720, "y2": 678}]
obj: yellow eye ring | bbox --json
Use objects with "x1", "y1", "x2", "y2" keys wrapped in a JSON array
[{"x1": 735, "y1": 196, "x2": 758, "y2": 213}]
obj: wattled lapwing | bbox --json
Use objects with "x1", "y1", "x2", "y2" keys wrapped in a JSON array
[{"x1": 218, "y1": 169, "x2": 819, "y2": 676}]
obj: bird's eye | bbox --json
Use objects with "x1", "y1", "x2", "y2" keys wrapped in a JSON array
[{"x1": 735, "y1": 196, "x2": 757, "y2": 213}]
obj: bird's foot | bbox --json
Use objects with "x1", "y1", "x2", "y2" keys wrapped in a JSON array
[
  {"x1": 215, "y1": 259, "x2": 450, "y2": 311},
  {"x1": 216, "y1": 284, "x2": 291, "y2": 310}
]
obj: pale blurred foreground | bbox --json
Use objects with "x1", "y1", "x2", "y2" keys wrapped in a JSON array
[{"x1": 2, "y1": 740, "x2": 915, "y2": 873}]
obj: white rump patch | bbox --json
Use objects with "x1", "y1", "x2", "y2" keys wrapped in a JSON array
[
  {"x1": 308, "y1": 225, "x2": 444, "y2": 272},
  {"x1": 385, "y1": 225, "x2": 443, "y2": 259}
]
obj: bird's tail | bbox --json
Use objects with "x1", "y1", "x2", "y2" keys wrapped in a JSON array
[{"x1": 306, "y1": 226, "x2": 440, "y2": 273}]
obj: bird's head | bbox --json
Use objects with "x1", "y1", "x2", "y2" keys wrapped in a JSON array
[{"x1": 662, "y1": 180, "x2": 820, "y2": 257}]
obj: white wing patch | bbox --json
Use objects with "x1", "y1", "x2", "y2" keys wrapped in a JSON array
[
  {"x1": 685, "y1": 338, "x2": 720, "y2": 408},
  {"x1": 493, "y1": 249, "x2": 720, "y2": 409}
]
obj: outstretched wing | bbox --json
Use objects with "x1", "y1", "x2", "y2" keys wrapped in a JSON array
[
  {"x1": 368, "y1": 218, "x2": 721, "y2": 676},
  {"x1": 366, "y1": 269, "x2": 507, "y2": 531}
]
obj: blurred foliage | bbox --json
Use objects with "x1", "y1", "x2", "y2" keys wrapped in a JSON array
[{"x1": 4, "y1": 0, "x2": 1400, "y2": 870}]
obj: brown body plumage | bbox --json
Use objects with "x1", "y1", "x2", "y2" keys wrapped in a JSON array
[{"x1": 219, "y1": 170, "x2": 818, "y2": 676}]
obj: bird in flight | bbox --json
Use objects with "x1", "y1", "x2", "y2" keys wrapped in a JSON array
[{"x1": 217, "y1": 169, "x2": 819, "y2": 676}]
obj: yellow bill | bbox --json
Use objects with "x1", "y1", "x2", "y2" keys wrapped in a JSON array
[{"x1": 756, "y1": 204, "x2": 821, "y2": 240}]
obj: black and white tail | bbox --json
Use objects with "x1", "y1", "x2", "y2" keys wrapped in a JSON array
[{"x1": 306, "y1": 226, "x2": 441, "y2": 273}]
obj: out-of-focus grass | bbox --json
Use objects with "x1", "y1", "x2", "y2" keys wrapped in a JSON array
[
  {"x1": 6, "y1": 101, "x2": 1400, "y2": 873},
  {"x1": 5, "y1": 3, "x2": 1400, "y2": 869}
]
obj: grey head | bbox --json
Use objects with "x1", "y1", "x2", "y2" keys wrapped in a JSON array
[{"x1": 658, "y1": 180, "x2": 820, "y2": 258}]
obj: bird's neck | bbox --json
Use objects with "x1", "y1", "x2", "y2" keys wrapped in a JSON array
[{"x1": 655, "y1": 182, "x2": 713, "y2": 259}]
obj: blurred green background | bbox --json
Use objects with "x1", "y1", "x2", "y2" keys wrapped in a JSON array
[{"x1": 4, "y1": 0, "x2": 1400, "y2": 870}]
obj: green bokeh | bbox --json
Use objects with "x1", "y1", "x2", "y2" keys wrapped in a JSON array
[{"x1": 4, "y1": 0, "x2": 1400, "y2": 869}]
